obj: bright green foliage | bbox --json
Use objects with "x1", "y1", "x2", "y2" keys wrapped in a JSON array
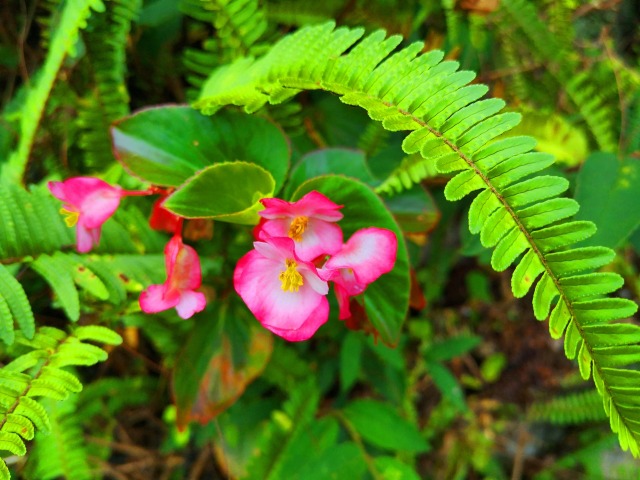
[
  {"x1": 182, "y1": 0, "x2": 268, "y2": 97},
  {"x1": 27, "y1": 397, "x2": 93, "y2": 480},
  {"x1": 0, "y1": 183, "x2": 73, "y2": 260},
  {"x1": 78, "y1": 0, "x2": 141, "y2": 168},
  {"x1": 194, "y1": 21, "x2": 640, "y2": 456},
  {"x1": 0, "y1": 326, "x2": 121, "y2": 479},
  {"x1": 528, "y1": 389, "x2": 607, "y2": 425},
  {"x1": 31, "y1": 252, "x2": 166, "y2": 319},
  {"x1": 2, "y1": 0, "x2": 106, "y2": 183},
  {"x1": 0, "y1": 265, "x2": 35, "y2": 345}
]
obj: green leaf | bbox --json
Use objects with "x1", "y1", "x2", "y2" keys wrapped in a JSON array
[
  {"x1": 340, "y1": 332, "x2": 363, "y2": 393},
  {"x1": 164, "y1": 161, "x2": 275, "y2": 225},
  {"x1": 290, "y1": 442, "x2": 367, "y2": 480},
  {"x1": 74, "y1": 326, "x2": 123, "y2": 345},
  {"x1": 425, "y1": 335, "x2": 481, "y2": 362},
  {"x1": 286, "y1": 148, "x2": 376, "y2": 198},
  {"x1": 173, "y1": 303, "x2": 272, "y2": 428},
  {"x1": 374, "y1": 456, "x2": 421, "y2": 480},
  {"x1": 342, "y1": 399, "x2": 429, "y2": 453},
  {"x1": 575, "y1": 153, "x2": 640, "y2": 248},
  {"x1": 383, "y1": 185, "x2": 440, "y2": 235},
  {"x1": 292, "y1": 176, "x2": 410, "y2": 345},
  {"x1": 111, "y1": 106, "x2": 289, "y2": 189},
  {"x1": 31, "y1": 254, "x2": 80, "y2": 322},
  {"x1": 426, "y1": 361, "x2": 467, "y2": 411},
  {"x1": 0, "y1": 264, "x2": 35, "y2": 341}
]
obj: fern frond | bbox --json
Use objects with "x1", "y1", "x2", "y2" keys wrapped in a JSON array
[
  {"x1": 565, "y1": 70, "x2": 619, "y2": 153},
  {"x1": 194, "y1": 22, "x2": 640, "y2": 456},
  {"x1": 0, "y1": 183, "x2": 72, "y2": 260},
  {"x1": 2, "y1": 0, "x2": 106, "y2": 183},
  {"x1": 27, "y1": 396, "x2": 92, "y2": 480},
  {"x1": 528, "y1": 389, "x2": 607, "y2": 425},
  {"x1": 78, "y1": 0, "x2": 141, "y2": 168},
  {"x1": 30, "y1": 252, "x2": 164, "y2": 319},
  {"x1": 376, "y1": 153, "x2": 440, "y2": 194},
  {"x1": 0, "y1": 325, "x2": 121, "y2": 478},
  {"x1": 498, "y1": 0, "x2": 571, "y2": 77},
  {"x1": 181, "y1": 0, "x2": 267, "y2": 97},
  {"x1": 0, "y1": 265, "x2": 35, "y2": 345}
]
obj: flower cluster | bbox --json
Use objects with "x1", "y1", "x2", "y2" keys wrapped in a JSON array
[
  {"x1": 48, "y1": 177, "x2": 205, "y2": 319},
  {"x1": 48, "y1": 179, "x2": 397, "y2": 335},
  {"x1": 234, "y1": 191, "x2": 397, "y2": 342}
]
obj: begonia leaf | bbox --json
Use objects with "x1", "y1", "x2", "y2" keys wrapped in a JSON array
[
  {"x1": 164, "y1": 161, "x2": 275, "y2": 225},
  {"x1": 285, "y1": 148, "x2": 376, "y2": 197},
  {"x1": 173, "y1": 303, "x2": 272, "y2": 429},
  {"x1": 111, "y1": 106, "x2": 289, "y2": 189}
]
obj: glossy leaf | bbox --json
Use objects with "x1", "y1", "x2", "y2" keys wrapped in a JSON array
[
  {"x1": 285, "y1": 148, "x2": 375, "y2": 197},
  {"x1": 111, "y1": 106, "x2": 289, "y2": 189},
  {"x1": 164, "y1": 162, "x2": 275, "y2": 225}
]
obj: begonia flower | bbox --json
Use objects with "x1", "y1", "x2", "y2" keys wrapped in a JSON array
[
  {"x1": 139, "y1": 235, "x2": 206, "y2": 319},
  {"x1": 48, "y1": 177, "x2": 125, "y2": 253},
  {"x1": 255, "y1": 191, "x2": 344, "y2": 261},
  {"x1": 319, "y1": 227, "x2": 397, "y2": 320},
  {"x1": 234, "y1": 236, "x2": 330, "y2": 341},
  {"x1": 149, "y1": 196, "x2": 181, "y2": 234}
]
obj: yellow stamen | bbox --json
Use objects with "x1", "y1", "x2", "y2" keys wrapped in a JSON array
[
  {"x1": 279, "y1": 259, "x2": 304, "y2": 292},
  {"x1": 288, "y1": 216, "x2": 308, "y2": 242},
  {"x1": 59, "y1": 208, "x2": 79, "y2": 227}
]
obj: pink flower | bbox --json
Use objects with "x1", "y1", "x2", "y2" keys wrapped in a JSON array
[
  {"x1": 139, "y1": 235, "x2": 206, "y2": 319},
  {"x1": 319, "y1": 228, "x2": 397, "y2": 320},
  {"x1": 234, "y1": 236, "x2": 330, "y2": 341},
  {"x1": 48, "y1": 177, "x2": 124, "y2": 253},
  {"x1": 255, "y1": 191, "x2": 344, "y2": 261}
]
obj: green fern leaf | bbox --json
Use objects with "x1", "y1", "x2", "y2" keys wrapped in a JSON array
[
  {"x1": 529, "y1": 389, "x2": 606, "y2": 424},
  {"x1": 28, "y1": 397, "x2": 93, "y2": 480},
  {"x1": 78, "y1": 0, "x2": 141, "y2": 168},
  {"x1": 0, "y1": 431, "x2": 27, "y2": 456},
  {"x1": 0, "y1": 265, "x2": 35, "y2": 344},
  {"x1": 0, "y1": 325, "x2": 120, "y2": 476},
  {"x1": 30, "y1": 254, "x2": 80, "y2": 322}
]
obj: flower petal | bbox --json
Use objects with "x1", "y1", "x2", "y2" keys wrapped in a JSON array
[
  {"x1": 324, "y1": 227, "x2": 397, "y2": 285},
  {"x1": 293, "y1": 218, "x2": 343, "y2": 261},
  {"x1": 259, "y1": 191, "x2": 343, "y2": 221},
  {"x1": 79, "y1": 188, "x2": 123, "y2": 228},
  {"x1": 139, "y1": 284, "x2": 180, "y2": 313},
  {"x1": 149, "y1": 196, "x2": 181, "y2": 233},
  {"x1": 76, "y1": 224, "x2": 98, "y2": 253},
  {"x1": 167, "y1": 237, "x2": 202, "y2": 291},
  {"x1": 234, "y1": 250, "x2": 325, "y2": 331},
  {"x1": 333, "y1": 282, "x2": 352, "y2": 320},
  {"x1": 292, "y1": 191, "x2": 344, "y2": 221},
  {"x1": 175, "y1": 290, "x2": 207, "y2": 319},
  {"x1": 262, "y1": 296, "x2": 329, "y2": 341}
]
